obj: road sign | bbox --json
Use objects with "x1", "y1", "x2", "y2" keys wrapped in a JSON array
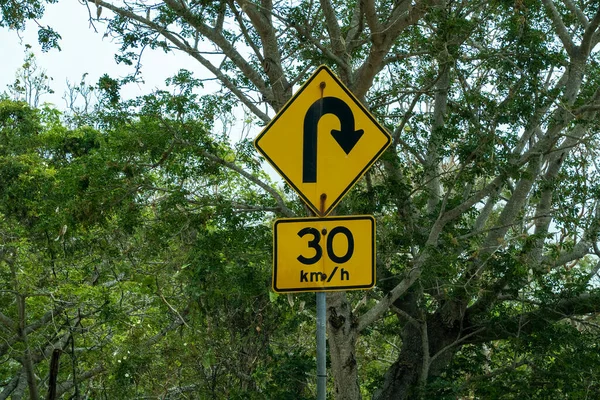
[
  {"x1": 255, "y1": 65, "x2": 391, "y2": 216},
  {"x1": 272, "y1": 215, "x2": 375, "y2": 293}
]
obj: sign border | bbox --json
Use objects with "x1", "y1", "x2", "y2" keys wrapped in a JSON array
[
  {"x1": 272, "y1": 215, "x2": 376, "y2": 293},
  {"x1": 254, "y1": 65, "x2": 391, "y2": 216}
]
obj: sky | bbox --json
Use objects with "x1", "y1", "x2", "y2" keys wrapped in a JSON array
[{"x1": 1, "y1": 1, "x2": 214, "y2": 108}]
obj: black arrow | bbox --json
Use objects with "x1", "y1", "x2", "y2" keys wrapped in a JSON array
[{"x1": 303, "y1": 97, "x2": 364, "y2": 183}]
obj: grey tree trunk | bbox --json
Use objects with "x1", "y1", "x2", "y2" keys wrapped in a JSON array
[
  {"x1": 327, "y1": 292, "x2": 361, "y2": 399},
  {"x1": 373, "y1": 310, "x2": 462, "y2": 400}
]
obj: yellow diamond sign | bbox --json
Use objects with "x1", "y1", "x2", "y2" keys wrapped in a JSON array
[
  {"x1": 254, "y1": 65, "x2": 391, "y2": 216},
  {"x1": 272, "y1": 215, "x2": 375, "y2": 293}
]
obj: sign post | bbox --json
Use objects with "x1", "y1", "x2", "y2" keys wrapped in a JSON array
[
  {"x1": 316, "y1": 291, "x2": 326, "y2": 399},
  {"x1": 254, "y1": 65, "x2": 391, "y2": 399}
]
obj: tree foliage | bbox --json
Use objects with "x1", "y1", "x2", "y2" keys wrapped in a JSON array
[
  {"x1": 0, "y1": 83, "x2": 311, "y2": 398},
  {"x1": 2, "y1": 0, "x2": 600, "y2": 398}
]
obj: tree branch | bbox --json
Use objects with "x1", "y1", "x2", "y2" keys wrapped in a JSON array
[
  {"x1": 55, "y1": 366, "x2": 105, "y2": 398},
  {"x1": 359, "y1": 265, "x2": 422, "y2": 331},
  {"x1": 290, "y1": 22, "x2": 347, "y2": 68},
  {"x1": 228, "y1": 0, "x2": 264, "y2": 63},
  {"x1": 344, "y1": 0, "x2": 365, "y2": 53},
  {"x1": 541, "y1": 239, "x2": 592, "y2": 269},
  {"x1": 319, "y1": 0, "x2": 349, "y2": 79},
  {"x1": 353, "y1": 0, "x2": 440, "y2": 98},
  {"x1": 581, "y1": 6, "x2": 600, "y2": 55},
  {"x1": 0, "y1": 310, "x2": 14, "y2": 330},
  {"x1": 2, "y1": 369, "x2": 27, "y2": 400},
  {"x1": 541, "y1": 0, "x2": 576, "y2": 56},
  {"x1": 88, "y1": 0, "x2": 270, "y2": 122},
  {"x1": 562, "y1": 0, "x2": 589, "y2": 28},
  {"x1": 200, "y1": 148, "x2": 293, "y2": 216},
  {"x1": 234, "y1": 0, "x2": 291, "y2": 110},
  {"x1": 468, "y1": 291, "x2": 600, "y2": 343},
  {"x1": 17, "y1": 295, "x2": 39, "y2": 400},
  {"x1": 0, "y1": 371, "x2": 21, "y2": 400},
  {"x1": 163, "y1": 0, "x2": 272, "y2": 100}
]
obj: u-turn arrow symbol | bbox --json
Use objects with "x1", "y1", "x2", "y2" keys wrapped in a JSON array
[{"x1": 302, "y1": 97, "x2": 365, "y2": 183}]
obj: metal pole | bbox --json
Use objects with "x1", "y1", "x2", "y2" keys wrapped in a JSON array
[{"x1": 316, "y1": 291, "x2": 326, "y2": 399}]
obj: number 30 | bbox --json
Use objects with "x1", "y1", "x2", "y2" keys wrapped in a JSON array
[{"x1": 297, "y1": 226, "x2": 354, "y2": 265}]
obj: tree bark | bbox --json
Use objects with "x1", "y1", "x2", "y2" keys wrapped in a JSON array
[
  {"x1": 373, "y1": 319, "x2": 422, "y2": 400},
  {"x1": 46, "y1": 349, "x2": 61, "y2": 400},
  {"x1": 425, "y1": 59, "x2": 450, "y2": 215},
  {"x1": 373, "y1": 310, "x2": 462, "y2": 400},
  {"x1": 17, "y1": 295, "x2": 40, "y2": 400},
  {"x1": 327, "y1": 292, "x2": 361, "y2": 399}
]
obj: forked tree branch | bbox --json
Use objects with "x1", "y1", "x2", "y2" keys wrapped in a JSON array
[
  {"x1": 541, "y1": 0, "x2": 576, "y2": 56},
  {"x1": 562, "y1": 0, "x2": 589, "y2": 28},
  {"x1": 319, "y1": 0, "x2": 345, "y2": 58},
  {"x1": 581, "y1": 7, "x2": 600, "y2": 55},
  {"x1": 353, "y1": 0, "x2": 441, "y2": 98},
  {"x1": 234, "y1": 0, "x2": 291, "y2": 110},
  {"x1": 55, "y1": 366, "x2": 106, "y2": 398},
  {"x1": 163, "y1": 0, "x2": 274, "y2": 100}
]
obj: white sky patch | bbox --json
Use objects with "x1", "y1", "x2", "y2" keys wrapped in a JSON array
[{"x1": 0, "y1": 2, "x2": 218, "y2": 106}]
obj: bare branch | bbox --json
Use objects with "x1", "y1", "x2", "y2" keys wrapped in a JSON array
[
  {"x1": 228, "y1": 0, "x2": 264, "y2": 63},
  {"x1": 163, "y1": 0, "x2": 274, "y2": 100},
  {"x1": 581, "y1": 6, "x2": 600, "y2": 55},
  {"x1": 429, "y1": 327, "x2": 486, "y2": 365},
  {"x1": 0, "y1": 369, "x2": 26, "y2": 400},
  {"x1": 440, "y1": 175, "x2": 504, "y2": 226},
  {"x1": 459, "y1": 359, "x2": 531, "y2": 389},
  {"x1": 359, "y1": 265, "x2": 421, "y2": 331},
  {"x1": 363, "y1": 0, "x2": 382, "y2": 36},
  {"x1": 391, "y1": 70, "x2": 442, "y2": 160},
  {"x1": 562, "y1": 0, "x2": 589, "y2": 28},
  {"x1": 479, "y1": 157, "x2": 541, "y2": 255},
  {"x1": 0, "y1": 371, "x2": 20, "y2": 400},
  {"x1": 541, "y1": 239, "x2": 592, "y2": 268},
  {"x1": 144, "y1": 318, "x2": 184, "y2": 348},
  {"x1": 345, "y1": 0, "x2": 365, "y2": 52},
  {"x1": 156, "y1": 282, "x2": 189, "y2": 328},
  {"x1": 215, "y1": 0, "x2": 227, "y2": 32},
  {"x1": 541, "y1": 0, "x2": 576, "y2": 56},
  {"x1": 290, "y1": 22, "x2": 347, "y2": 67},
  {"x1": 24, "y1": 304, "x2": 68, "y2": 336},
  {"x1": 319, "y1": 0, "x2": 348, "y2": 73},
  {"x1": 190, "y1": 51, "x2": 270, "y2": 122},
  {"x1": 390, "y1": 304, "x2": 421, "y2": 329},
  {"x1": 383, "y1": 50, "x2": 430, "y2": 65},
  {"x1": 17, "y1": 295, "x2": 39, "y2": 400},
  {"x1": 469, "y1": 292, "x2": 600, "y2": 343},
  {"x1": 234, "y1": 0, "x2": 291, "y2": 110}
]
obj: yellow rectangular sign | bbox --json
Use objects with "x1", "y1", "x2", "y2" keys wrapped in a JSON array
[{"x1": 273, "y1": 215, "x2": 375, "y2": 293}]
